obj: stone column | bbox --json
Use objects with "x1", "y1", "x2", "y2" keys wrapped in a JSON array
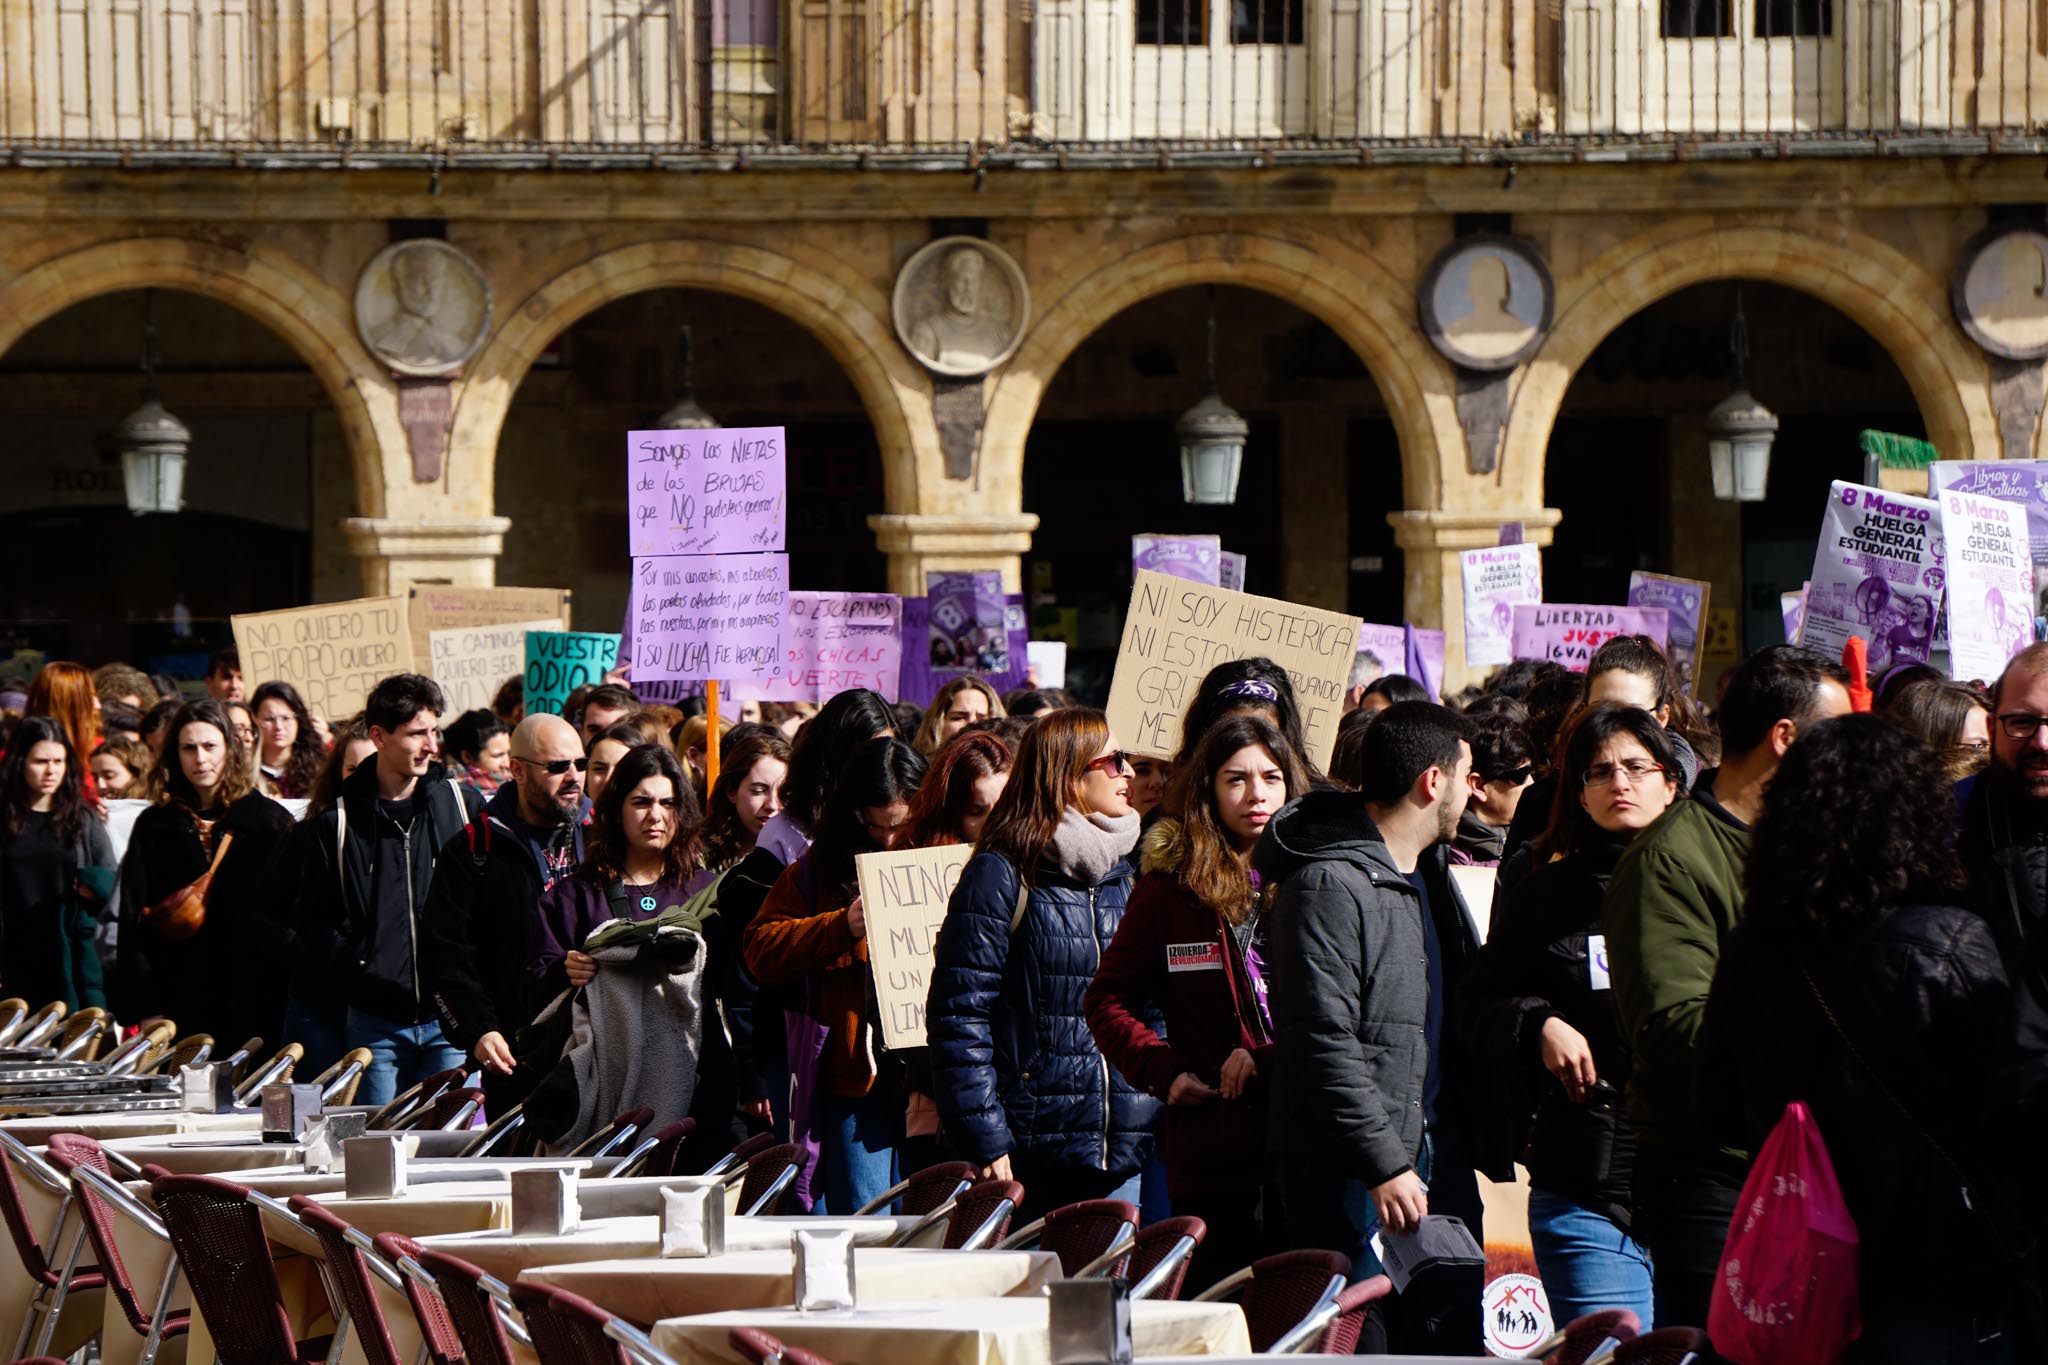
[
  {"x1": 867, "y1": 512, "x2": 1042, "y2": 595},
  {"x1": 344, "y1": 517, "x2": 515, "y2": 593},
  {"x1": 1387, "y1": 507, "x2": 1563, "y2": 690}
]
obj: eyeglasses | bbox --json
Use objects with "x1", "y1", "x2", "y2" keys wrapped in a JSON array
[
  {"x1": 1084, "y1": 751, "x2": 1132, "y2": 777},
  {"x1": 1998, "y1": 713, "x2": 2048, "y2": 741},
  {"x1": 1581, "y1": 759, "x2": 1666, "y2": 789},
  {"x1": 514, "y1": 755, "x2": 589, "y2": 776}
]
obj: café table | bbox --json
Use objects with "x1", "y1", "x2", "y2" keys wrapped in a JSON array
[{"x1": 420, "y1": 1212, "x2": 933, "y2": 1280}]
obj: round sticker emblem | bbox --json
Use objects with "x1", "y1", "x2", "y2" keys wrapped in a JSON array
[
  {"x1": 639, "y1": 895, "x2": 658, "y2": 913},
  {"x1": 1482, "y1": 1274, "x2": 1552, "y2": 1357}
]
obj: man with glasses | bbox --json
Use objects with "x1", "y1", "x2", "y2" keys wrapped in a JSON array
[
  {"x1": 1602, "y1": 644, "x2": 1851, "y2": 1331},
  {"x1": 419, "y1": 713, "x2": 590, "y2": 1113}
]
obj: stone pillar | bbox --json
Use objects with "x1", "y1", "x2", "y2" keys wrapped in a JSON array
[
  {"x1": 1282, "y1": 408, "x2": 1350, "y2": 612},
  {"x1": 1388, "y1": 507, "x2": 1564, "y2": 690},
  {"x1": 867, "y1": 512, "x2": 1042, "y2": 595},
  {"x1": 344, "y1": 517, "x2": 515, "y2": 593}
]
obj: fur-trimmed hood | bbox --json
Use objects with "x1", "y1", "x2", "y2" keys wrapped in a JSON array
[{"x1": 1139, "y1": 817, "x2": 1190, "y2": 877}]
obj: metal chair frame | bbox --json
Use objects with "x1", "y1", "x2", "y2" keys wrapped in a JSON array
[
  {"x1": 1192, "y1": 1256, "x2": 1345, "y2": 1356},
  {"x1": 944, "y1": 1180, "x2": 1021, "y2": 1251},
  {"x1": 604, "y1": 1316, "x2": 681, "y2": 1365},
  {"x1": 0, "y1": 998, "x2": 32, "y2": 1045},
  {"x1": 367, "y1": 1068, "x2": 467, "y2": 1130},
  {"x1": 459, "y1": 1102, "x2": 529, "y2": 1159},
  {"x1": 608, "y1": 1119, "x2": 695, "y2": 1179},
  {"x1": 852, "y1": 1163, "x2": 973, "y2": 1217},
  {"x1": 401, "y1": 1251, "x2": 534, "y2": 1354},
  {"x1": 997, "y1": 1200, "x2": 1137, "y2": 1277},
  {"x1": 243, "y1": 1191, "x2": 355, "y2": 1365},
  {"x1": 57, "y1": 1162, "x2": 186, "y2": 1365},
  {"x1": 0, "y1": 1130, "x2": 96, "y2": 1359},
  {"x1": 1074, "y1": 1227, "x2": 1200, "y2": 1300},
  {"x1": 565, "y1": 1107, "x2": 653, "y2": 1162},
  {"x1": 699, "y1": 1131, "x2": 777, "y2": 1179},
  {"x1": 16, "y1": 1003, "x2": 70, "y2": 1049},
  {"x1": 232, "y1": 1043, "x2": 304, "y2": 1106}
]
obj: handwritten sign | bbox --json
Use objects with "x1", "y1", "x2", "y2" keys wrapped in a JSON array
[
  {"x1": 627, "y1": 426, "x2": 787, "y2": 558},
  {"x1": 628, "y1": 554, "x2": 791, "y2": 685},
  {"x1": 525, "y1": 631, "x2": 621, "y2": 716},
  {"x1": 1509, "y1": 605, "x2": 1669, "y2": 671},
  {"x1": 726, "y1": 592, "x2": 901, "y2": 702},
  {"x1": 233, "y1": 596, "x2": 414, "y2": 720},
  {"x1": 1804, "y1": 482, "x2": 1946, "y2": 673},
  {"x1": 406, "y1": 585, "x2": 571, "y2": 672},
  {"x1": 1218, "y1": 552, "x2": 1247, "y2": 592},
  {"x1": 1460, "y1": 545, "x2": 1543, "y2": 669},
  {"x1": 1939, "y1": 487, "x2": 2034, "y2": 683},
  {"x1": 1627, "y1": 572, "x2": 1711, "y2": 697},
  {"x1": 429, "y1": 618, "x2": 562, "y2": 715},
  {"x1": 1106, "y1": 570, "x2": 1359, "y2": 769},
  {"x1": 859, "y1": 843, "x2": 976, "y2": 1048}
]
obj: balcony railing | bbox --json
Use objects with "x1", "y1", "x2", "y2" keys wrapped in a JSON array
[{"x1": 0, "y1": 0, "x2": 2041, "y2": 165}]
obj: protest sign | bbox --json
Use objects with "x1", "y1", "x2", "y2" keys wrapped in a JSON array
[
  {"x1": 627, "y1": 554, "x2": 791, "y2": 685},
  {"x1": 1026, "y1": 641, "x2": 1067, "y2": 688},
  {"x1": 627, "y1": 426, "x2": 787, "y2": 558},
  {"x1": 1782, "y1": 588, "x2": 1807, "y2": 644},
  {"x1": 1930, "y1": 460, "x2": 2048, "y2": 612},
  {"x1": 1510, "y1": 605, "x2": 1670, "y2": 671},
  {"x1": 859, "y1": 843, "x2": 976, "y2": 1048},
  {"x1": 728, "y1": 591, "x2": 900, "y2": 702},
  {"x1": 1460, "y1": 545, "x2": 1544, "y2": 669},
  {"x1": 1355, "y1": 625, "x2": 1405, "y2": 689},
  {"x1": 1703, "y1": 607, "x2": 1739, "y2": 661},
  {"x1": 1627, "y1": 572, "x2": 1711, "y2": 696},
  {"x1": 1131, "y1": 534, "x2": 1222, "y2": 587},
  {"x1": 525, "y1": 631, "x2": 621, "y2": 715},
  {"x1": 1803, "y1": 482, "x2": 1946, "y2": 672},
  {"x1": 1406, "y1": 626, "x2": 1447, "y2": 701},
  {"x1": 927, "y1": 572, "x2": 1010, "y2": 675},
  {"x1": 406, "y1": 584, "x2": 571, "y2": 671},
  {"x1": 429, "y1": 618, "x2": 563, "y2": 714},
  {"x1": 1106, "y1": 570, "x2": 1359, "y2": 768},
  {"x1": 897, "y1": 595, "x2": 1032, "y2": 704},
  {"x1": 1938, "y1": 487, "x2": 2034, "y2": 683},
  {"x1": 233, "y1": 596, "x2": 413, "y2": 719},
  {"x1": 1219, "y1": 552, "x2": 1247, "y2": 592}
]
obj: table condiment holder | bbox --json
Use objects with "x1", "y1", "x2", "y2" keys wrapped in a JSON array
[
  {"x1": 301, "y1": 1112, "x2": 367, "y2": 1173},
  {"x1": 179, "y1": 1062, "x2": 236, "y2": 1114},
  {"x1": 659, "y1": 1183, "x2": 726, "y2": 1258},
  {"x1": 794, "y1": 1228, "x2": 857, "y2": 1312},
  {"x1": 1049, "y1": 1277, "x2": 1134, "y2": 1365},
  {"x1": 260, "y1": 1082, "x2": 323, "y2": 1143},
  {"x1": 511, "y1": 1167, "x2": 582, "y2": 1236},
  {"x1": 343, "y1": 1135, "x2": 408, "y2": 1198}
]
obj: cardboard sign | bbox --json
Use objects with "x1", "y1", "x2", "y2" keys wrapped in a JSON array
[
  {"x1": 1106, "y1": 570, "x2": 1359, "y2": 769},
  {"x1": 1460, "y1": 545, "x2": 1544, "y2": 669},
  {"x1": 429, "y1": 618, "x2": 562, "y2": 715},
  {"x1": 627, "y1": 426, "x2": 787, "y2": 558},
  {"x1": 1131, "y1": 534, "x2": 1222, "y2": 587},
  {"x1": 1804, "y1": 482, "x2": 1946, "y2": 673},
  {"x1": 1702, "y1": 606, "x2": 1739, "y2": 661},
  {"x1": 859, "y1": 843, "x2": 976, "y2": 1048},
  {"x1": 627, "y1": 554, "x2": 791, "y2": 686},
  {"x1": 524, "y1": 631, "x2": 621, "y2": 715},
  {"x1": 1510, "y1": 604, "x2": 1670, "y2": 672},
  {"x1": 1939, "y1": 487, "x2": 2035, "y2": 683},
  {"x1": 1627, "y1": 572, "x2": 1712, "y2": 696},
  {"x1": 406, "y1": 584, "x2": 571, "y2": 672},
  {"x1": 232, "y1": 596, "x2": 413, "y2": 720}
]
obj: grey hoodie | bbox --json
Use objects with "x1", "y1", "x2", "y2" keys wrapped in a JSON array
[{"x1": 1255, "y1": 788, "x2": 1481, "y2": 1187}]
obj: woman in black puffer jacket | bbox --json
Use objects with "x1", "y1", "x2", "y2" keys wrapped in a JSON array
[
  {"x1": 1696, "y1": 714, "x2": 2031, "y2": 1363},
  {"x1": 928, "y1": 708, "x2": 1160, "y2": 1222}
]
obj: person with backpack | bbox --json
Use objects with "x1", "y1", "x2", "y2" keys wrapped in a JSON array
[
  {"x1": 417, "y1": 712, "x2": 589, "y2": 1115},
  {"x1": 296, "y1": 674, "x2": 483, "y2": 1105},
  {"x1": 1697, "y1": 714, "x2": 2033, "y2": 1361}
]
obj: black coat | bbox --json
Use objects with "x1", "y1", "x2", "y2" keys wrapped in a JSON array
[{"x1": 1694, "y1": 906, "x2": 2024, "y2": 1301}]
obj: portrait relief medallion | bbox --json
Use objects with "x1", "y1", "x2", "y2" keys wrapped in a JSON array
[
  {"x1": 355, "y1": 240, "x2": 493, "y2": 377},
  {"x1": 893, "y1": 237, "x2": 1030, "y2": 379}
]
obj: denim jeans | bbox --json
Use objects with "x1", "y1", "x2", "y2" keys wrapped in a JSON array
[
  {"x1": 1526, "y1": 1188, "x2": 1655, "y2": 1330},
  {"x1": 813, "y1": 1088, "x2": 903, "y2": 1215},
  {"x1": 344, "y1": 1008, "x2": 466, "y2": 1107}
]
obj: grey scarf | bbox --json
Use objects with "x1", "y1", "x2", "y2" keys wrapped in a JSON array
[{"x1": 1044, "y1": 807, "x2": 1141, "y2": 884}]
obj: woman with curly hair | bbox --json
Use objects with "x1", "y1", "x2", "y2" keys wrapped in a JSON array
[
  {"x1": 1696, "y1": 715, "x2": 2031, "y2": 1362},
  {"x1": 252, "y1": 680, "x2": 327, "y2": 800},
  {"x1": 0, "y1": 717, "x2": 113, "y2": 1011},
  {"x1": 1084, "y1": 712, "x2": 1309, "y2": 1289}
]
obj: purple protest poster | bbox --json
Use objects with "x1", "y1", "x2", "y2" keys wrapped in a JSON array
[
  {"x1": 926, "y1": 571, "x2": 1010, "y2": 675},
  {"x1": 1354, "y1": 625, "x2": 1405, "y2": 688},
  {"x1": 1931, "y1": 460, "x2": 2048, "y2": 614},
  {"x1": 1938, "y1": 487, "x2": 2033, "y2": 683},
  {"x1": 779, "y1": 593, "x2": 903, "y2": 701},
  {"x1": 627, "y1": 553, "x2": 790, "y2": 685},
  {"x1": 1510, "y1": 605, "x2": 1669, "y2": 671},
  {"x1": 1131, "y1": 534, "x2": 1222, "y2": 587},
  {"x1": 1218, "y1": 552, "x2": 1247, "y2": 592},
  {"x1": 1782, "y1": 586, "x2": 1807, "y2": 645},
  {"x1": 899, "y1": 594, "x2": 1031, "y2": 705},
  {"x1": 627, "y1": 426, "x2": 787, "y2": 558},
  {"x1": 1627, "y1": 572, "x2": 1711, "y2": 697},
  {"x1": 1405, "y1": 626, "x2": 1446, "y2": 701},
  {"x1": 1460, "y1": 545, "x2": 1543, "y2": 669},
  {"x1": 1804, "y1": 482, "x2": 1945, "y2": 673}
]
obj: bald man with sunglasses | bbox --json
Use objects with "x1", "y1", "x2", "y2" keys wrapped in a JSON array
[{"x1": 419, "y1": 714, "x2": 591, "y2": 1111}]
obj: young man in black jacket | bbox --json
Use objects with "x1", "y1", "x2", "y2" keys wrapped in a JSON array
[
  {"x1": 419, "y1": 712, "x2": 588, "y2": 1114},
  {"x1": 295, "y1": 673, "x2": 482, "y2": 1105}
]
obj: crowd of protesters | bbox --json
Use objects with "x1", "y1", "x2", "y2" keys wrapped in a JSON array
[{"x1": 0, "y1": 633, "x2": 2043, "y2": 1360}]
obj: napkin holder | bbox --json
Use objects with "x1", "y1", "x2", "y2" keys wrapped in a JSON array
[
  {"x1": 793, "y1": 1228, "x2": 857, "y2": 1312},
  {"x1": 179, "y1": 1062, "x2": 236, "y2": 1114},
  {"x1": 343, "y1": 1136, "x2": 408, "y2": 1199},
  {"x1": 659, "y1": 1183, "x2": 726, "y2": 1258},
  {"x1": 261, "y1": 1083, "x2": 323, "y2": 1143},
  {"x1": 301, "y1": 1112, "x2": 367, "y2": 1174},
  {"x1": 511, "y1": 1167, "x2": 582, "y2": 1236},
  {"x1": 1048, "y1": 1277, "x2": 1134, "y2": 1365}
]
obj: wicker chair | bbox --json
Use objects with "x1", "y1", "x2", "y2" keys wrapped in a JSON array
[
  {"x1": 0, "y1": 1131, "x2": 104, "y2": 1358},
  {"x1": 609, "y1": 1120, "x2": 697, "y2": 1179},
  {"x1": 734, "y1": 1142, "x2": 806, "y2": 1216},
  {"x1": 854, "y1": 1161, "x2": 975, "y2": 1217},
  {"x1": 310, "y1": 1046, "x2": 375, "y2": 1105},
  {"x1": 231, "y1": 1042, "x2": 304, "y2": 1106},
  {"x1": 1192, "y1": 1248, "x2": 1351, "y2": 1354},
  {"x1": 1531, "y1": 1309, "x2": 1644, "y2": 1365},
  {"x1": 942, "y1": 1178, "x2": 1022, "y2": 1250},
  {"x1": 366, "y1": 1066, "x2": 467, "y2": 1129},
  {"x1": 281, "y1": 1195, "x2": 413, "y2": 1365},
  {"x1": 509, "y1": 1277, "x2": 673, "y2": 1365},
  {"x1": 997, "y1": 1198, "x2": 1137, "y2": 1277},
  {"x1": 373, "y1": 1233, "x2": 464, "y2": 1365},
  {"x1": 42, "y1": 1136, "x2": 187, "y2": 1365},
  {"x1": 151, "y1": 1172, "x2": 334, "y2": 1365},
  {"x1": 566, "y1": 1107, "x2": 655, "y2": 1161},
  {"x1": 415, "y1": 1247, "x2": 528, "y2": 1365}
]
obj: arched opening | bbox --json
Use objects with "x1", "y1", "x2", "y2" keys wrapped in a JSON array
[
  {"x1": 1544, "y1": 279, "x2": 1926, "y2": 678},
  {"x1": 494, "y1": 288, "x2": 888, "y2": 634},
  {"x1": 1024, "y1": 284, "x2": 1400, "y2": 698},
  {"x1": 0, "y1": 288, "x2": 353, "y2": 666}
]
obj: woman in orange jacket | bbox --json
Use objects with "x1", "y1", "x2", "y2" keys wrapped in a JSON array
[{"x1": 742, "y1": 737, "x2": 928, "y2": 1213}]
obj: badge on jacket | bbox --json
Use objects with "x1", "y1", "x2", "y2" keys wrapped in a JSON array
[
  {"x1": 1167, "y1": 942, "x2": 1222, "y2": 972},
  {"x1": 1586, "y1": 933, "x2": 1611, "y2": 991}
]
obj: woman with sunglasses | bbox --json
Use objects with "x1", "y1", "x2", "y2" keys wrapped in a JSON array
[
  {"x1": 929, "y1": 708, "x2": 1158, "y2": 1220},
  {"x1": 1454, "y1": 703, "x2": 1682, "y2": 1329}
]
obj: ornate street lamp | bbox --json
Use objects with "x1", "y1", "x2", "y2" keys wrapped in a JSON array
[
  {"x1": 1706, "y1": 291, "x2": 1779, "y2": 502},
  {"x1": 1176, "y1": 286, "x2": 1248, "y2": 505},
  {"x1": 114, "y1": 289, "x2": 190, "y2": 516},
  {"x1": 655, "y1": 294, "x2": 719, "y2": 430}
]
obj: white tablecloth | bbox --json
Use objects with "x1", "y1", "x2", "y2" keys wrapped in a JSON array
[{"x1": 419, "y1": 1212, "x2": 929, "y2": 1279}]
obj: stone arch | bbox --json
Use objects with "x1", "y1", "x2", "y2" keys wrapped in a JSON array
[
  {"x1": 1501, "y1": 221, "x2": 1997, "y2": 509},
  {"x1": 449, "y1": 239, "x2": 933, "y2": 519},
  {"x1": 983, "y1": 230, "x2": 1462, "y2": 514},
  {"x1": 0, "y1": 235, "x2": 401, "y2": 518}
]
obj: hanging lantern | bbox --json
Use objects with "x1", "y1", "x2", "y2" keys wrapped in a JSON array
[
  {"x1": 114, "y1": 289, "x2": 191, "y2": 516},
  {"x1": 1705, "y1": 290, "x2": 1778, "y2": 503},
  {"x1": 1176, "y1": 286, "x2": 1248, "y2": 506}
]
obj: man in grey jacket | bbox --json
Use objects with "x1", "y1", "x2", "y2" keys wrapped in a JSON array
[{"x1": 1257, "y1": 701, "x2": 1485, "y2": 1353}]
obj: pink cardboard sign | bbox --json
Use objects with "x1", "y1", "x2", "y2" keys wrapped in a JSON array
[
  {"x1": 1509, "y1": 604, "x2": 1669, "y2": 671},
  {"x1": 627, "y1": 553, "x2": 790, "y2": 684},
  {"x1": 627, "y1": 426, "x2": 787, "y2": 557}
]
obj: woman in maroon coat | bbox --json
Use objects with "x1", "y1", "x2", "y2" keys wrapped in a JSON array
[{"x1": 1084, "y1": 712, "x2": 1310, "y2": 1290}]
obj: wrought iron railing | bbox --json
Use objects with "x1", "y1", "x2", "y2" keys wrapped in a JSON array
[{"x1": 0, "y1": 0, "x2": 2040, "y2": 165}]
